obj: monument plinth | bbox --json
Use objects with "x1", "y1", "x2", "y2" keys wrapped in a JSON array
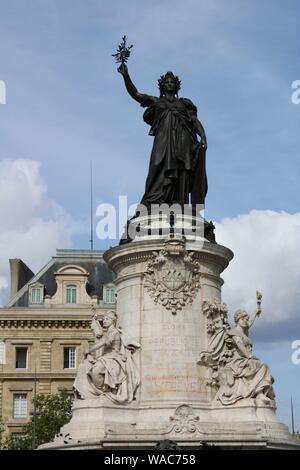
[
  {"x1": 105, "y1": 237, "x2": 232, "y2": 407},
  {"x1": 40, "y1": 234, "x2": 297, "y2": 449}
]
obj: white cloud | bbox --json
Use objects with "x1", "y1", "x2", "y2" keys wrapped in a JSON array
[
  {"x1": 0, "y1": 159, "x2": 79, "y2": 306},
  {"x1": 215, "y1": 210, "x2": 300, "y2": 337}
]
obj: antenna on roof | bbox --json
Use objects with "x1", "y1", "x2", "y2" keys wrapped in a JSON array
[{"x1": 90, "y1": 160, "x2": 94, "y2": 251}]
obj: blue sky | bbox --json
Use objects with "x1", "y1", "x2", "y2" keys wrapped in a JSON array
[{"x1": 0, "y1": 0, "x2": 299, "y2": 432}]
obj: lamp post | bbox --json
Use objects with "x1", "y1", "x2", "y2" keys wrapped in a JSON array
[{"x1": 30, "y1": 364, "x2": 38, "y2": 449}]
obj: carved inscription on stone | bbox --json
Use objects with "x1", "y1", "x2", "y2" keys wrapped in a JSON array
[{"x1": 144, "y1": 374, "x2": 206, "y2": 393}]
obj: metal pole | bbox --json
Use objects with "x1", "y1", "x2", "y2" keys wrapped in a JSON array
[
  {"x1": 291, "y1": 396, "x2": 295, "y2": 435},
  {"x1": 32, "y1": 364, "x2": 37, "y2": 449},
  {"x1": 90, "y1": 160, "x2": 94, "y2": 251}
]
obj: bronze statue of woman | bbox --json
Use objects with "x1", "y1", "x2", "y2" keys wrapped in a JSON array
[{"x1": 118, "y1": 63, "x2": 208, "y2": 210}]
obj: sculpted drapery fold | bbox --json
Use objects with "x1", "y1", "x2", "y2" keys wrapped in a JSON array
[
  {"x1": 73, "y1": 311, "x2": 140, "y2": 405},
  {"x1": 118, "y1": 65, "x2": 208, "y2": 210},
  {"x1": 198, "y1": 300, "x2": 275, "y2": 406}
]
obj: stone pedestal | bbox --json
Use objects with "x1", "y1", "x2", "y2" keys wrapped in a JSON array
[
  {"x1": 40, "y1": 234, "x2": 299, "y2": 450},
  {"x1": 109, "y1": 237, "x2": 230, "y2": 408}
]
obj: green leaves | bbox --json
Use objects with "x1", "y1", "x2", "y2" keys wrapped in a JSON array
[{"x1": 1, "y1": 391, "x2": 73, "y2": 450}]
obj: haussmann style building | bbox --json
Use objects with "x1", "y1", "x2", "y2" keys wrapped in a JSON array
[{"x1": 0, "y1": 249, "x2": 116, "y2": 439}]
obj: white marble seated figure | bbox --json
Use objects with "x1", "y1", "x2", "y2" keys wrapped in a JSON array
[
  {"x1": 73, "y1": 310, "x2": 140, "y2": 404},
  {"x1": 198, "y1": 301, "x2": 275, "y2": 406}
]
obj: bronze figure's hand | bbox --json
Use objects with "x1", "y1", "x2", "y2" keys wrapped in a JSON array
[
  {"x1": 201, "y1": 139, "x2": 208, "y2": 150},
  {"x1": 118, "y1": 63, "x2": 128, "y2": 76}
]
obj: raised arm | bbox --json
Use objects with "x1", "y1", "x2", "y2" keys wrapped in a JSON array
[
  {"x1": 248, "y1": 307, "x2": 261, "y2": 328},
  {"x1": 118, "y1": 63, "x2": 149, "y2": 105}
]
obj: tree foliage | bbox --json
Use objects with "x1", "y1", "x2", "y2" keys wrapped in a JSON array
[{"x1": 1, "y1": 391, "x2": 72, "y2": 450}]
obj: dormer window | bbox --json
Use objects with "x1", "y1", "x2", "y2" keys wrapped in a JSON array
[
  {"x1": 29, "y1": 284, "x2": 44, "y2": 305},
  {"x1": 51, "y1": 265, "x2": 96, "y2": 305},
  {"x1": 66, "y1": 284, "x2": 77, "y2": 304},
  {"x1": 103, "y1": 284, "x2": 116, "y2": 304}
]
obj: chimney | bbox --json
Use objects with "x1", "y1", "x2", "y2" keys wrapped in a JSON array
[{"x1": 9, "y1": 259, "x2": 35, "y2": 299}]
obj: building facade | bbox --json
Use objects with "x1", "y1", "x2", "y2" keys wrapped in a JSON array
[{"x1": 0, "y1": 249, "x2": 116, "y2": 439}]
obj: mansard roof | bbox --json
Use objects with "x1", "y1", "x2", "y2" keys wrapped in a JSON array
[{"x1": 8, "y1": 249, "x2": 115, "y2": 307}]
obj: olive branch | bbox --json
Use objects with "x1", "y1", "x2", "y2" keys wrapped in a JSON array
[{"x1": 112, "y1": 35, "x2": 133, "y2": 64}]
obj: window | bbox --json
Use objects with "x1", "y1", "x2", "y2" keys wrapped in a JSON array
[
  {"x1": 30, "y1": 286, "x2": 43, "y2": 304},
  {"x1": 13, "y1": 394, "x2": 27, "y2": 418},
  {"x1": 104, "y1": 286, "x2": 116, "y2": 304},
  {"x1": 64, "y1": 347, "x2": 76, "y2": 369},
  {"x1": 0, "y1": 340, "x2": 5, "y2": 364},
  {"x1": 66, "y1": 285, "x2": 77, "y2": 304},
  {"x1": 15, "y1": 347, "x2": 28, "y2": 369}
]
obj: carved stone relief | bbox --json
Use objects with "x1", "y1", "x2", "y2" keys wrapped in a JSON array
[
  {"x1": 198, "y1": 298, "x2": 276, "y2": 407},
  {"x1": 144, "y1": 239, "x2": 201, "y2": 314}
]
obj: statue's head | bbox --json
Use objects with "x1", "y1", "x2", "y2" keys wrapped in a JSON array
[
  {"x1": 234, "y1": 309, "x2": 249, "y2": 326},
  {"x1": 158, "y1": 71, "x2": 181, "y2": 97},
  {"x1": 103, "y1": 310, "x2": 117, "y2": 328}
]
